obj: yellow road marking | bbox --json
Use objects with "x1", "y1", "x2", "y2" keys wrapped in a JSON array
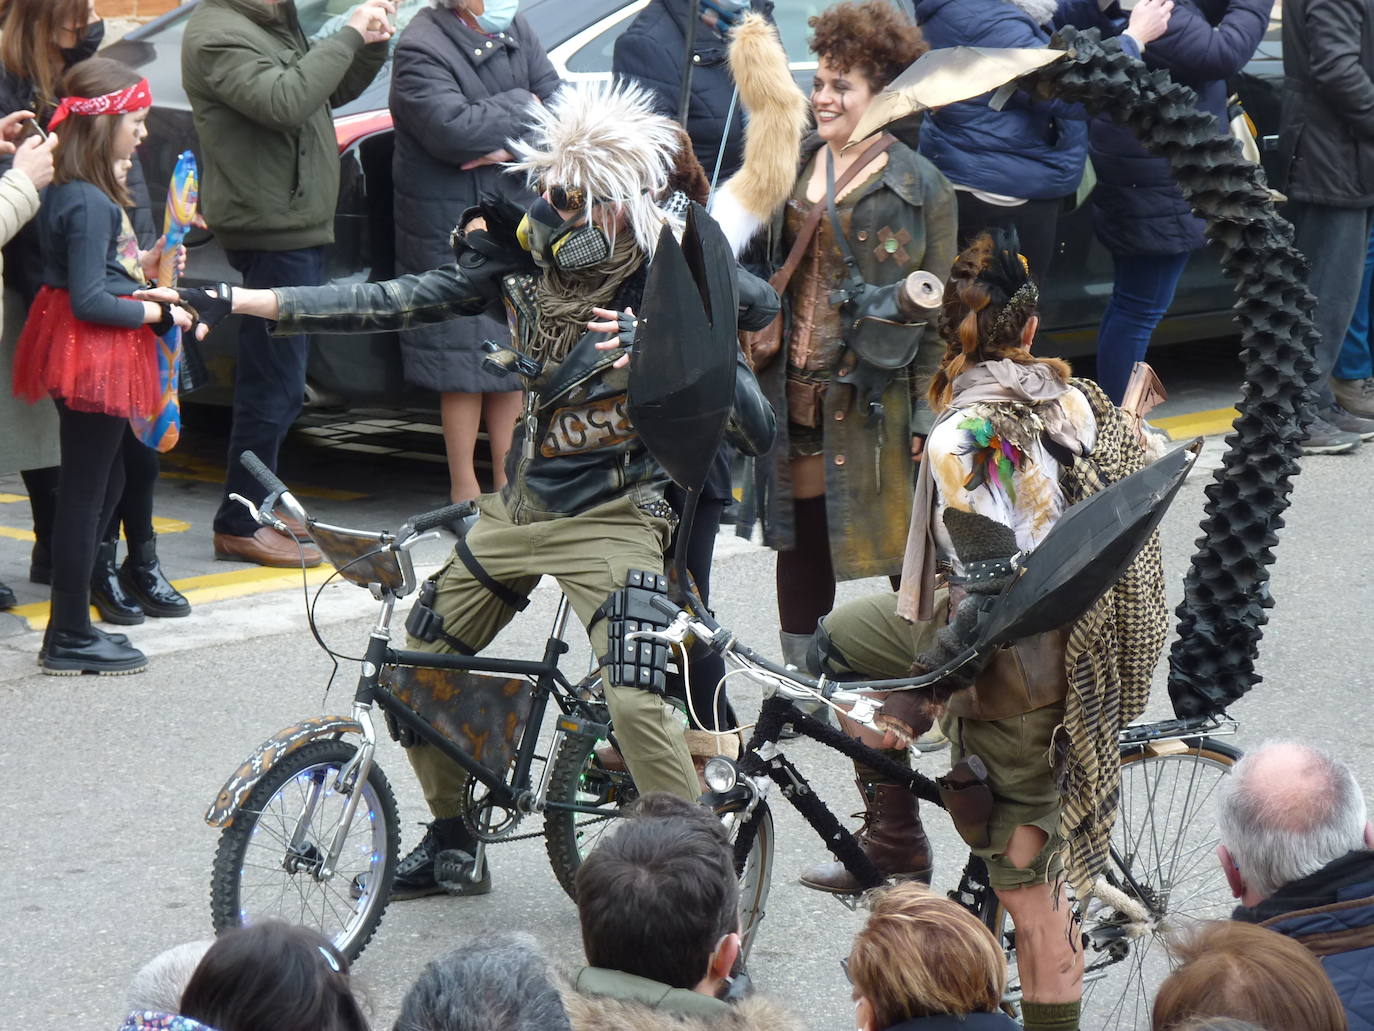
[
  {"x1": 11, "y1": 564, "x2": 338, "y2": 630},
  {"x1": 1152, "y1": 406, "x2": 1240, "y2": 440},
  {"x1": 0, "y1": 516, "x2": 190, "y2": 543},
  {"x1": 0, "y1": 493, "x2": 26, "y2": 503},
  {"x1": 159, "y1": 453, "x2": 367, "y2": 501}
]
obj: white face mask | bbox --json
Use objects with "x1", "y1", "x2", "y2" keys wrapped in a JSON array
[{"x1": 474, "y1": 0, "x2": 519, "y2": 32}]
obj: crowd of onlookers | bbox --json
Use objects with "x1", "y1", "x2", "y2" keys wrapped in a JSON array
[{"x1": 114, "y1": 738, "x2": 1374, "y2": 1031}]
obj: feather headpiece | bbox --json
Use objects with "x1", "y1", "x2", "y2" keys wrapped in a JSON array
[
  {"x1": 979, "y1": 226, "x2": 1039, "y2": 339},
  {"x1": 507, "y1": 81, "x2": 683, "y2": 255}
]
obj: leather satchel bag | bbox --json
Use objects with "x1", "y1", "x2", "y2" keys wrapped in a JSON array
[{"x1": 740, "y1": 136, "x2": 897, "y2": 371}]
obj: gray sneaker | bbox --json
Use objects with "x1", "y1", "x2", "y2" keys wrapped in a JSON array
[
  {"x1": 1323, "y1": 404, "x2": 1374, "y2": 441},
  {"x1": 1332, "y1": 377, "x2": 1374, "y2": 418},
  {"x1": 1301, "y1": 412, "x2": 1363, "y2": 455}
]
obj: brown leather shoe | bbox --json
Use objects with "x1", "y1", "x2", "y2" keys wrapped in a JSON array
[
  {"x1": 799, "y1": 780, "x2": 933, "y2": 894},
  {"x1": 276, "y1": 512, "x2": 314, "y2": 543},
  {"x1": 213, "y1": 528, "x2": 322, "y2": 568}
]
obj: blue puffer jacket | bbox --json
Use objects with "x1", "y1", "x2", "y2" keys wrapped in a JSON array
[
  {"x1": 1085, "y1": 0, "x2": 1272, "y2": 255},
  {"x1": 915, "y1": 0, "x2": 1107, "y2": 200},
  {"x1": 1234, "y1": 849, "x2": 1374, "y2": 1031}
]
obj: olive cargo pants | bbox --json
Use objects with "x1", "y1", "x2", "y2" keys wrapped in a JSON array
[{"x1": 404, "y1": 492, "x2": 700, "y2": 814}]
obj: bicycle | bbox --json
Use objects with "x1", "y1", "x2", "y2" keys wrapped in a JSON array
[
  {"x1": 203, "y1": 454, "x2": 773, "y2": 961},
  {"x1": 638, "y1": 597, "x2": 1240, "y2": 1031}
]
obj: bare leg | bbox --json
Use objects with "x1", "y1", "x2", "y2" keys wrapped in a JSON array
[
  {"x1": 440, "y1": 392, "x2": 484, "y2": 503},
  {"x1": 480, "y1": 389, "x2": 523, "y2": 491},
  {"x1": 995, "y1": 825, "x2": 1083, "y2": 1005}
]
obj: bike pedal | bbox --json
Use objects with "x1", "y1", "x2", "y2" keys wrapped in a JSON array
[{"x1": 556, "y1": 714, "x2": 610, "y2": 739}]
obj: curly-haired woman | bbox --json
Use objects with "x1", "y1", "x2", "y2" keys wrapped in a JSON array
[{"x1": 746, "y1": 0, "x2": 957, "y2": 697}]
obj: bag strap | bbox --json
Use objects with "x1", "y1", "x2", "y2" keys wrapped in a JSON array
[
  {"x1": 825, "y1": 144, "x2": 884, "y2": 288},
  {"x1": 769, "y1": 135, "x2": 896, "y2": 295}
]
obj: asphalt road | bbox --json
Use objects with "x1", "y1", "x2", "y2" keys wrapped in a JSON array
[{"x1": 3, "y1": 342, "x2": 1371, "y2": 1030}]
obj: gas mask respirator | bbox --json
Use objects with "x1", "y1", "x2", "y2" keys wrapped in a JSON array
[{"x1": 516, "y1": 197, "x2": 611, "y2": 272}]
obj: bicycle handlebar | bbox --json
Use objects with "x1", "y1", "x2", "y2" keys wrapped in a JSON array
[
  {"x1": 407, "y1": 501, "x2": 477, "y2": 536},
  {"x1": 240, "y1": 450, "x2": 287, "y2": 497}
]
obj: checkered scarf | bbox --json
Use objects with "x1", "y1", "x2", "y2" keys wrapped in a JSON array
[{"x1": 1056, "y1": 378, "x2": 1168, "y2": 901}]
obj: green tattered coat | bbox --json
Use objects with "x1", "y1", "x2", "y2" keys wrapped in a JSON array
[{"x1": 743, "y1": 134, "x2": 958, "y2": 582}]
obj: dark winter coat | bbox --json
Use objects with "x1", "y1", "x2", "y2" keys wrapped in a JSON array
[
  {"x1": 182, "y1": 0, "x2": 388, "y2": 251},
  {"x1": 1278, "y1": 0, "x2": 1374, "y2": 206},
  {"x1": 389, "y1": 8, "x2": 560, "y2": 393},
  {"x1": 745, "y1": 136, "x2": 958, "y2": 580},
  {"x1": 915, "y1": 0, "x2": 1093, "y2": 200},
  {"x1": 1087, "y1": 0, "x2": 1272, "y2": 255},
  {"x1": 1234, "y1": 849, "x2": 1374, "y2": 1031},
  {"x1": 886, "y1": 1013, "x2": 1023, "y2": 1031},
  {"x1": 612, "y1": 0, "x2": 748, "y2": 182},
  {"x1": 270, "y1": 230, "x2": 779, "y2": 521}
]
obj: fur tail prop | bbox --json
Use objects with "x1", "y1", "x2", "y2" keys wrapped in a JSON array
[{"x1": 709, "y1": 13, "x2": 808, "y2": 256}]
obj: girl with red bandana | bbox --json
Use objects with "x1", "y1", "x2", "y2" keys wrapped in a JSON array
[{"x1": 11, "y1": 56, "x2": 195, "y2": 675}]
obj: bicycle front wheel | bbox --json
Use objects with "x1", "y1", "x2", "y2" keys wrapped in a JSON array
[
  {"x1": 980, "y1": 736, "x2": 1239, "y2": 1028},
  {"x1": 543, "y1": 726, "x2": 640, "y2": 899},
  {"x1": 210, "y1": 739, "x2": 399, "y2": 961}
]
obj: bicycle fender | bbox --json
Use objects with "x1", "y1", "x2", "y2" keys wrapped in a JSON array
[{"x1": 205, "y1": 715, "x2": 365, "y2": 829}]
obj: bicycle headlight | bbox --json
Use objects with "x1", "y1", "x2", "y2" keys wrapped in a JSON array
[{"x1": 703, "y1": 756, "x2": 739, "y2": 793}]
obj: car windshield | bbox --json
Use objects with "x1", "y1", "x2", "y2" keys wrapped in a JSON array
[{"x1": 298, "y1": 0, "x2": 429, "y2": 44}]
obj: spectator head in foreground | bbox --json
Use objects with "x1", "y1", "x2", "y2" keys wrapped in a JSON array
[
  {"x1": 1216, "y1": 740, "x2": 1373, "y2": 906},
  {"x1": 847, "y1": 883, "x2": 1017, "y2": 1030},
  {"x1": 573, "y1": 791, "x2": 740, "y2": 995},
  {"x1": 1173, "y1": 1021, "x2": 1268, "y2": 1031},
  {"x1": 126, "y1": 940, "x2": 215, "y2": 1014},
  {"x1": 393, "y1": 932, "x2": 570, "y2": 1031},
  {"x1": 178, "y1": 921, "x2": 368, "y2": 1031},
  {"x1": 1151, "y1": 921, "x2": 1346, "y2": 1031}
]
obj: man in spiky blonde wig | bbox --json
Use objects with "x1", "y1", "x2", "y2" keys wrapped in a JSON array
[
  {"x1": 159, "y1": 80, "x2": 780, "y2": 901},
  {"x1": 509, "y1": 81, "x2": 684, "y2": 257}
]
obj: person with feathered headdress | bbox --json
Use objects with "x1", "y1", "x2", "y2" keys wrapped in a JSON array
[
  {"x1": 152, "y1": 79, "x2": 781, "y2": 902},
  {"x1": 810, "y1": 228, "x2": 1167, "y2": 1031}
]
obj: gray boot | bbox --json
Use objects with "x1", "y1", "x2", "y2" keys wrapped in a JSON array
[{"x1": 777, "y1": 630, "x2": 832, "y2": 733}]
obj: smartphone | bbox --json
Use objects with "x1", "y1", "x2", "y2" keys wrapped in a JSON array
[{"x1": 22, "y1": 117, "x2": 47, "y2": 142}]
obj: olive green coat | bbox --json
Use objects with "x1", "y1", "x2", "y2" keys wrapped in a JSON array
[{"x1": 743, "y1": 135, "x2": 957, "y2": 581}]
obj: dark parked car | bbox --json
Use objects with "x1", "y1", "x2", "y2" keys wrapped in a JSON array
[{"x1": 106, "y1": 0, "x2": 1283, "y2": 408}]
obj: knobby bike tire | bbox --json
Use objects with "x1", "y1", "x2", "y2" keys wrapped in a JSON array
[
  {"x1": 543, "y1": 729, "x2": 640, "y2": 900},
  {"x1": 977, "y1": 736, "x2": 1239, "y2": 1028},
  {"x1": 210, "y1": 739, "x2": 400, "y2": 961}
]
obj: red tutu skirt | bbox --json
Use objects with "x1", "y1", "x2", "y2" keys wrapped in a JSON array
[{"x1": 12, "y1": 286, "x2": 160, "y2": 419}]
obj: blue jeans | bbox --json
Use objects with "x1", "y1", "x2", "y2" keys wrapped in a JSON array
[
  {"x1": 1336, "y1": 222, "x2": 1374, "y2": 382},
  {"x1": 214, "y1": 246, "x2": 324, "y2": 537},
  {"x1": 1095, "y1": 251, "x2": 1191, "y2": 405}
]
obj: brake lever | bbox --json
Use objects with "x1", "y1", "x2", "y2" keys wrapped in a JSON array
[{"x1": 229, "y1": 491, "x2": 290, "y2": 535}]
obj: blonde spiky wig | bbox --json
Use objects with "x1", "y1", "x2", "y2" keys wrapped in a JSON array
[{"x1": 508, "y1": 80, "x2": 684, "y2": 255}]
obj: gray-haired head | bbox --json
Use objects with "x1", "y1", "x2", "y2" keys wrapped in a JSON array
[
  {"x1": 393, "y1": 933, "x2": 570, "y2": 1031},
  {"x1": 1217, "y1": 740, "x2": 1367, "y2": 900},
  {"x1": 126, "y1": 940, "x2": 214, "y2": 1014}
]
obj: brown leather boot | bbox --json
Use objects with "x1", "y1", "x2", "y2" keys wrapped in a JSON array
[{"x1": 799, "y1": 779, "x2": 933, "y2": 894}]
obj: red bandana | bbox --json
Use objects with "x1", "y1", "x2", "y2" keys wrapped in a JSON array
[{"x1": 48, "y1": 78, "x2": 153, "y2": 131}]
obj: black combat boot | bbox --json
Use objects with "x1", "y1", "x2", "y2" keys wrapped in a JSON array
[
  {"x1": 90, "y1": 539, "x2": 144, "y2": 625},
  {"x1": 120, "y1": 536, "x2": 190, "y2": 617},
  {"x1": 353, "y1": 817, "x2": 491, "y2": 901},
  {"x1": 41, "y1": 588, "x2": 147, "y2": 676}
]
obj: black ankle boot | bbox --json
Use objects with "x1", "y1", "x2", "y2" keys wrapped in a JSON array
[
  {"x1": 26, "y1": 473, "x2": 57, "y2": 585},
  {"x1": 120, "y1": 536, "x2": 190, "y2": 618},
  {"x1": 91, "y1": 540, "x2": 144, "y2": 625},
  {"x1": 0, "y1": 580, "x2": 15, "y2": 610},
  {"x1": 352, "y1": 817, "x2": 491, "y2": 901},
  {"x1": 42, "y1": 588, "x2": 146, "y2": 676}
]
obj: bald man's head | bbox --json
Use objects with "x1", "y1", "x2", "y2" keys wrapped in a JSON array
[{"x1": 1217, "y1": 741, "x2": 1368, "y2": 902}]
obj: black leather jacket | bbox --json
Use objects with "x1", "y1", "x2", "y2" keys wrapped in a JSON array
[{"x1": 272, "y1": 243, "x2": 779, "y2": 521}]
